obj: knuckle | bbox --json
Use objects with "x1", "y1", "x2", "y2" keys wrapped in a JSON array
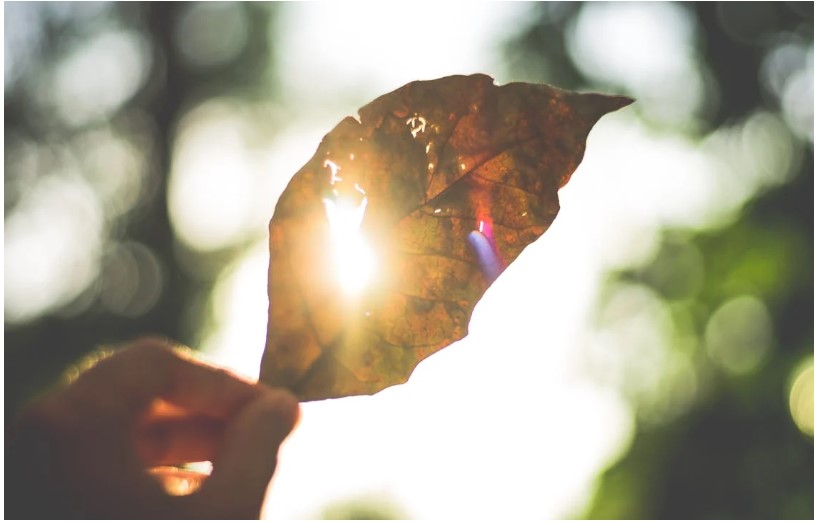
[{"x1": 256, "y1": 390, "x2": 300, "y2": 426}]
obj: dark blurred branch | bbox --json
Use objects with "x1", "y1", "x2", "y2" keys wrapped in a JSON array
[{"x1": 129, "y1": 2, "x2": 195, "y2": 340}]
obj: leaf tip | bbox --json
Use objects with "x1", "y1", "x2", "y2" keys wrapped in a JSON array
[
  {"x1": 584, "y1": 92, "x2": 635, "y2": 114},
  {"x1": 611, "y1": 95, "x2": 636, "y2": 110},
  {"x1": 571, "y1": 92, "x2": 635, "y2": 127}
]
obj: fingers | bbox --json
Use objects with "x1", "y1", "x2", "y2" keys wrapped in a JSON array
[
  {"x1": 69, "y1": 337, "x2": 262, "y2": 420},
  {"x1": 16, "y1": 337, "x2": 300, "y2": 519},
  {"x1": 194, "y1": 387, "x2": 299, "y2": 518},
  {"x1": 135, "y1": 416, "x2": 225, "y2": 466}
]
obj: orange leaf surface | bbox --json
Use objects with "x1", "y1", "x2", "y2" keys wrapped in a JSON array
[{"x1": 260, "y1": 74, "x2": 632, "y2": 400}]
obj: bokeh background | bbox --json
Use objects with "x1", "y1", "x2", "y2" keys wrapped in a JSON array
[{"x1": 4, "y1": 1, "x2": 813, "y2": 519}]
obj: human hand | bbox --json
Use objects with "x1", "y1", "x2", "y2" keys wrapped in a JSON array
[{"x1": 6, "y1": 337, "x2": 299, "y2": 519}]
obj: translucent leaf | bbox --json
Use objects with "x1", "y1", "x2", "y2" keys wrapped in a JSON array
[{"x1": 260, "y1": 74, "x2": 632, "y2": 400}]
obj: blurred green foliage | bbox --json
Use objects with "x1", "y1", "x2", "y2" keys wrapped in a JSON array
[
  {"x1": 505, "y1": 1, "x2": 813, "y2": 518},
  {"x1": 585, "y1": 165, "x2": 813, "y2": 519}
]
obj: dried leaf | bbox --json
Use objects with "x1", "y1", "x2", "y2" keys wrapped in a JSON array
[{"x1": 260, "y1": 74, "x2": 632, "y2": 400}]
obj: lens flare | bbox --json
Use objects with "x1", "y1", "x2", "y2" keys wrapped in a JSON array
[{"x1": 468, "y1": 218, "x2": 505, "y2": 283}]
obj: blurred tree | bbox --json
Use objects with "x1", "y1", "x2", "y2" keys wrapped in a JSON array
[
  {"x1": 505, "y1": 1, "x2": 813, "y2": 519},
  {"x1": 5, "y1": 2, "x2": 279, "y2": 422},
  {"x1": 586, "y1": 160, "x2": 813, "y2": 519}
]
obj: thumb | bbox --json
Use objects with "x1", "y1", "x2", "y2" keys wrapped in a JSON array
[{"x1": 195, "y1": 388, "x2": 299, "y2": 518}]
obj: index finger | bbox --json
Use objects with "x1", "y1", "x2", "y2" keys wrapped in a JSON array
[{"x1": 67, "y1": 337, "x2": 267, "y2": 420}]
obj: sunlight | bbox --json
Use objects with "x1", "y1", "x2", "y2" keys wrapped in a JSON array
[
  {"x1": 321, "y1": 156, "x2": 378, "y2": 297},
  {"x1": 322, "y1": 190, "x2": 377, "y2": 297}
]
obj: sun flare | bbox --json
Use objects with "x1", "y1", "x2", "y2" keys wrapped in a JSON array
[{"x1": 322, "y1": 192, "x2": 377, "y2": 296}]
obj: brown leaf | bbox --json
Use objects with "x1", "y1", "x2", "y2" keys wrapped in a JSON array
[{"x1": 260, "y1": 74, "x2": 632, "y2": 401}]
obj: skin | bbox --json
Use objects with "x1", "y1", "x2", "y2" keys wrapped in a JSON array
[{"x1": 5, "y1": 337, "x2": 300, "y2": 519}]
